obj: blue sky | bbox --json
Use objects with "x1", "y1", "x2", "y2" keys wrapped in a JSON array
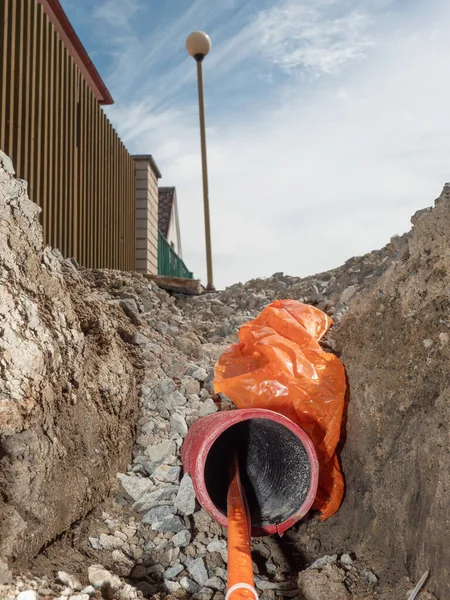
[{"x1": 62, "y1": 0, "x2": 450, "y2": 288}]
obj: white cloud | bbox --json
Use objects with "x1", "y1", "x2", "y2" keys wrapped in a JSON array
[
  {"x1": 255, "y1": 1, "x2": 372, "y2": 75},
  {"x1": 104, "y1": 0, "x2": 450, "y2": 288},
  {"x1": 92, "y1": 0, "x2": 143, "y2": 30}
]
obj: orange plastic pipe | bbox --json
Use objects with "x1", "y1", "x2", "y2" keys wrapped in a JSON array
[{"x1": 227, "y1": 454, "x2": 257, "y2": 600}]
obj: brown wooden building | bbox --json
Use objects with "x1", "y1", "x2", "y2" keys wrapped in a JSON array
[{"x1": 0, "y1": 0, "x2": 139, "y2": 270}]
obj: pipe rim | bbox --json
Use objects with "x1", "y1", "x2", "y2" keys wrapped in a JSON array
[{"x1": 188, "y1": 408, "x2": 319, "y2": 536}]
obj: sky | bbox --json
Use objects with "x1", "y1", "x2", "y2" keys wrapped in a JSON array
[{"x1": 61, "y1": 0, "x2": 450, "y2": 289}]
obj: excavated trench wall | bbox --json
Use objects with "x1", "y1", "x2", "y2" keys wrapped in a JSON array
[
  {"x1": 308, "y1": 187, "x2": 450, "y2": 599},
  {"x1": 0, "y1": 153, "x2": 140, "y2": 566}
]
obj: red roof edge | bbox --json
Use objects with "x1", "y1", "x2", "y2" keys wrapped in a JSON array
[{"x1": 38, "y1": 0, "x2": 114, "y2": 105}]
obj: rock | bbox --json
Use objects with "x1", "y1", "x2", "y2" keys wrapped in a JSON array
[
  {"x1": 340, "y1": 554, "x2": 353, "y2": 566},
  {"x1": 0, "y1": 149, "x2": 15, "y2": 174},
  {"x1": 114, "y1": 530, "x2": 128, "y2": 542},
  {"x1": 172, "y1": 529, "x2": 191, "y2": 547},
  {"x1": 131, "y1": 332, "x2": 151, "y2": 346},
  {"x1": 142, "y1": 505, "x2": 177, "y2": 525},
  {"x1": 362, "y1": 569, "x2": 378, "y2": 584},
  {"x1": 340, "y1": 285, "x2": 359, "y2": 305},
  {"x1": 152, "y1": 515, "x2": 186, "y2": 533},
  {"x1": 117, "y1": 473, "x2": 154, "y2": 501},
  {"x1": 175, "y1": 474, "x2": 197, "y2": 515},
  {"x1": 0, "y1": 559, "x2": 12, "y2": 585},
  {"x1": 310, "y1": 555, "x2": 337, "y2": 569},
  {"x1": 188, "y1": 557, "x2": 209, "y2": 586},
  {"x1": 191, "y1": 367, "x2": 208, "y2": 382},
  {"x1": 165, "y1": 580, "x2": 182, "y2": 592},
  {"x1": 152, "y1": 464, "x2": 181, "y2": 483},
  {"x1": 180, "y1": 576, "x2": 201, "y2": 594},
  {"x1": 16, "y1": 592, "x2": 37, "y2": 600},
  {"x1": 80, "y1": 586, "x2": 96, "y2": 596},
  {"x1": 147, "y1": 440, "x2": 176, "y2": 463},
  {"x1": 119, "y1": 298, "x2": 140, "y2": 324},
  {"x1": 133, "y1": 485, "x2": 179, "y2": 512},
  {"x1": 130, "y1": 565, "x2": 147, "y2": 580},
  {"x1": 89, "y1": 537, "x2": 102, "y2": 550},
  {"x1": 207, "y1": 539, "x2": 226, "y2": 553},
  {"x1": 166, "y1": 390, "x2": 188, "y2": 408},
  {"x1": 68, "y1": 595, "x2": 90, "y2": 600},
  {"x1": 205, "y1": 577, "x2": 224, "y2": 590},
  {"x1": 200, "y1": 398, "x2": 218, "y2": 416},
  {"x1": 192, "y1": 589, "x2": 214, "y2": 600},
  {"x1": 298, "y1": 564, "x2": 349, "y2": 600},
  {"x1": 111, "y1": 549, "x2": 135, "y2": 576},
  {"x1": 88, "y1": 565, "x2": 122, "y2": 591},
  {"x1": 57, "y1": 571, "x2": 82, "y2": 590},
  {"x1": 164, "y1": 563, "x2": 184, "y2": 579},
  {"x1": 99, "y1": 533, "x2": 124, "y2": 550},
  {"x1": 170, "y1": 413, "x2": 188, "y2": 437}
]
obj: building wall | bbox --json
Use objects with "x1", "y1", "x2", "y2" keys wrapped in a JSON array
[
  {"x1": 0, "y1": 0, "x2": 136, "y2": 270},
  {"x1": 135, "y1": 158, "x2": 160, "y2": 274},
  {"x1": 166, "y1": 203, "x2": 181, "y2": 257}
]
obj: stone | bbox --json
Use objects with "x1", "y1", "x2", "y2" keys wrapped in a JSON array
[
  {"x1": 362, "y1": 569, "x2": 378, "y2": 584},
  {"x1": 0, "y1": 559, "x2": 12, "y2": 585},
  {"x1": 172, "y1": 529, "x2": 191, "y2": 547},
  {"x1": 16, "y1": 593, "x2": 37, "y2": 600},
  {"x1": 111, "y1": 549, "x2": 134, "y2": 576},
  {"x1": 298, "y1": 564, "x2": 349, "y2": 600},
  {"x1": 340, "y1": 554, "x2": 353, "y2": 566},
  {"x1": 215, "y1": 568, "x2": 228, "y2": 581},
  {"x1": 88, "y1": 565, "x2": 122, "y2": 591},
  {"x1": 205, "y1": 577, "x2": 224, "y2": 590},
  {"x1": 117, "y1": 473, "x2": 154, "y2": 501},
  {"x1": 310, "y1": 555, "x2": 337, "y2": 570},
  {"x1": 170, "y1": 413, "x2": 188, "y2": 437},
  {"x1": 0, "y1": 149, "x2": 15, "y2": 174},
  {"x1": 180, "y1": 576, "x2": 201, "y2": 594},
  {"x1": 164, "y1": 563, "x2": 184, "y2": 579},
  {"x1": 192, "y1": 589, "x2": 214, "y2": 600},
  {"x1": 68, "y1": 595, "x2": 90, "y2": 600},
  {"x1": 175, "y1": 474, "x2": 197, "y2": 515},
  {"x1": 190, "y1": 367, "x2": 208, "y2": 382},
  {"x1": 166, "y1": 390, "x2": 188, "y2": 408},
  {"x1": 130, "y1": 565, "x2": 147, "y2": 580},
  {"x1": 182, "y1": 378, "x2": 201, "y2": 395},
  {"x1": 147, "y1": 440, "x2": 176, "y2": 463},
  {"x1": 207, "y1": 539, "x2": 226, "y2": 553},
  {"x1": 152, "y1": 515, "x2": 186, "y2": 533},
  {"x1": 89, "y1": 537, "x2": 102, "y2": 550},
  {"x1": 200, "y1": 398, "x2": 218, "y2": 417},
  {"x1": 99, "y1": 533, "x2": 124, "y2": 550},
  {"x1": 142, "y1": 505, "x2": 177, "y2": 525},
  {"x1": 80, "y1": 586, "x2": 96, "y2": 596},
  {"x1": 152, "y1": 464, "x2": 181, "y2": 483},
  {"x1": 165, "y1": 581, "x2": 182, "y2": 592},
  {"x1": 340, "y1": 285, "x2": 359, "y2": 304},
  {"x1": 188, "y1": 557, "x2": 209, "y2": 586},
  {"x1": 132, "y1": 332, "x2": 151, "y2": 346},
  {"x1": 57, "y1": 571, "x2": 82, "y2": 590},
  {"x1": 119, "y1": 298, "x2": 140, "y2": 325}
]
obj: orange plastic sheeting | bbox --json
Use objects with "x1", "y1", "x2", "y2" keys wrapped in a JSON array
[
  {"x1": 214, "y1": 300, "x2": 346, "y2": 520},
  {"x1": 227, "y1": 455, "x2": 255, "y2": 600}
]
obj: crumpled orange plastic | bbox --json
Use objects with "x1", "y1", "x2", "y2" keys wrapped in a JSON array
[{"x1": 214, "y1": 299, "x2": 346, "y2": 520}]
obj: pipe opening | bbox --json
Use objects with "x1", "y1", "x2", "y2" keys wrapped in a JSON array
[{"x1": 204, "y1": 418, "x2": 311, "y2": 528}]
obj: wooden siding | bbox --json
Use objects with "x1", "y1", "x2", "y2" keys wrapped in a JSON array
[{"x1": 0, "y1": 0, "x2": 135, "y2": 270}]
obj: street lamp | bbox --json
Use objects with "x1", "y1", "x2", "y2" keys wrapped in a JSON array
[{"x1": 186, "y1": 31, "x2": 215, "y2": 292}]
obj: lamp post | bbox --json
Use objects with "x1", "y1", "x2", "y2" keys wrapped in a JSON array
[{"x1": 186, "y1": 31, "x2": 215, "y2": 292}]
